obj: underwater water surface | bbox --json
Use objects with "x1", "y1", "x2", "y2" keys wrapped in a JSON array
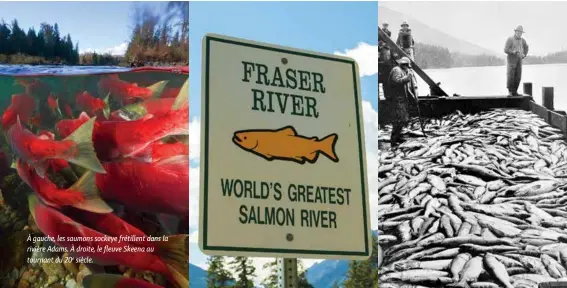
[{"x1": 0, "y1": 65, "x2": 189, "y2": 288}]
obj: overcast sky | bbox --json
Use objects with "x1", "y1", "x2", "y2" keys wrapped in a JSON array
[{"x1": 380, "y1": 1, "x2": 567, "y2": 56}]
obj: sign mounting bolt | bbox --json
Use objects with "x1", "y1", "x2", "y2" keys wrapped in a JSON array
[{"x1": 286, "y1": 233, "x2": 294, "y2": 242}]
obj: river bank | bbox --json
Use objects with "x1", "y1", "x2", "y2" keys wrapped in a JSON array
[{"x1": 0, "y1": 53, "x2": 187, "y2": 68}]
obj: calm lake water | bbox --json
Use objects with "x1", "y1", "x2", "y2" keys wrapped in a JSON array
[{"x1": 413, "y1": 63, "x2": 567, "y2": 110}]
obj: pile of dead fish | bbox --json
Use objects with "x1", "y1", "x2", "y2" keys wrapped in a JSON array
[{"x1": 378, "y1": 109, "x2": 567, "y2": 288}]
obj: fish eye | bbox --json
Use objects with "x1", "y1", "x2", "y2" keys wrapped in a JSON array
[{"x1": 244, "y1": 136, "x2": 247, "y2": 140}]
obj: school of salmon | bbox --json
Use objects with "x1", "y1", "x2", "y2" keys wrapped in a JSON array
[
  {"x1": 378, "y1": 109, "x2": 567, "y2": 288},
  {"x1": 2, "y1": 73, "x2": 189, "y2": 288}
]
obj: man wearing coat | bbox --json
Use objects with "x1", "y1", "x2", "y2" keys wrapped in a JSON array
[
  {"x1": 504, "y1": 25, "x2": 529, "y2": 96},
  {"x1": 387, "y1": 57, "x2": 413, "y2": 147},
  {"x1": 396, "y1": 21, "x2": 415, "y2": 60}
]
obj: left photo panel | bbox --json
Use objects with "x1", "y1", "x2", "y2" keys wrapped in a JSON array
[{"x1": 0, "y1": 2, "x2": 189, "y2": 288}]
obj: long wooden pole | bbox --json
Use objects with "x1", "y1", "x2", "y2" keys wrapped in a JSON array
[{"x1": 379, "y1": 27, "x2": 448, "y2": 96}]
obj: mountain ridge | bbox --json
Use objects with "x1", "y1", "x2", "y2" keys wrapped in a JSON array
[{"x1": 378, "y1": 5, "x2": 499, "y2": 56}]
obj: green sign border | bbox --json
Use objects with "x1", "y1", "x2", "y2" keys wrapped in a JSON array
[{"x1": 202, "y1": 34, "x2": 369, "y2": 257}]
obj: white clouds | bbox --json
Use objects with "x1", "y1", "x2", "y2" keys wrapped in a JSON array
[
  {"x1": 362, "y1": 101, "x2": 378, "y2": 230},
  {"x1": 189, "y1": 166, "x2": 200, "y2": 228},
  {"x1": 80, "y1": 42, "x2": 128, "y2": 56},
  {"x1": 188, "y1": 100, "x2": 379, "y2": 282},
  {"x1": 334, "y1": 42, "x2": 378, "y2": 77},
  {"x1": 189, "y1": 117, "x2": 201, "y2": 163}
]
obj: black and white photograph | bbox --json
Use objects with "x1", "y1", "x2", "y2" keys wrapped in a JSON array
[{"x1": 378, "y1": 2, "x2": 567, "y2": 288}]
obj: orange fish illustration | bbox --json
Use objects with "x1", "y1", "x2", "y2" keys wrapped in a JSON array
[{"x1": 232, "y1": 126, "x2": 339, "y2": 164}]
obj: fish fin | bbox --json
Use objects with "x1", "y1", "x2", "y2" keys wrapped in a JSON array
[
  {"x1": 10, "y1": 160, "x2": 16, "y2": 169},
  {"x1": 69, "y1": 170, "x2": 112, "y2": 214},
  {"x1": 16, "y1": 114, "x2": 23, "y2": 129},
  {"x1": 27, "y1": 193, "x2": 40, "y2": 222},
  {"x1": 63, "y1": 117, "x2": 106, "y2": 174},
  {"x1": 55, "y1": 98, "x2": 62, "y2": 118},
  {"x1": 35, "y1": 162, "x2": 49, "y2": 178},
  {"x1": 276, "y1": 126, "x2": 297, "y2": 136},
  {"x1": 82, "y1": 274, "x2": 121, "y2": 288},
  {"x1": 155, "y1": 234, "x2": 189, "y2": 288},
  {"x1": 318, "y1": 133, "x2": 339, "y2": 162},
  {"x1": 171, "y1": 79, "x2": 188, "y2": 110},
  {"x1": 172, "y1": 135, "x2": 189, "y2": 145},
  {"x1": 148, "y1": 80, "x2": 169, "y2": 100},
  {"x1": 102, "y1": 93, "x2": 110, "y2": 120},
  {"x1": 302, "y1": 153, "x2": 318, "y2": 163},
  {"x1": 79, "y1": 111, "x2": 91, "y2": 120}
]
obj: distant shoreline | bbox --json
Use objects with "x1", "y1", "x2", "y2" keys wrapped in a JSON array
[
  {"x1": 0, "y1": 60, "x2": 188, "y2": 68},
  {"x1": 0, "y1": 52, "x2": 187, "y2": 67},
  {"x1": 421, "y1": 62, "x2": 567, "y2": 70}
]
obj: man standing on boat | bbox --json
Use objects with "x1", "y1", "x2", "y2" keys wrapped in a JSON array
[
  {"x1": 504, "y1": 25, "x2": 529, "y2": 96},
  {"x1": 396, "y1": 21, "x2": 415, "y2": 60},
  {"x1": 387, "y1": 57, "x2": 413, "y2": 147}
]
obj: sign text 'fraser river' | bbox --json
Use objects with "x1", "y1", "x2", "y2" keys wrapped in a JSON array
[{"x1": 199, "y1": 34, "x2": 371, "y2": 259}]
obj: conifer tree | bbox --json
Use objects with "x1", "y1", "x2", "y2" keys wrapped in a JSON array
[
  {"x1": 206, "y1": 256, "x2": 234, "y2": 288},
  {"x1": 230, "y1": 256, "x2": 256, "y2": 288},
  {"x1": 343, "y1": 234, "x2": 378, "y2": 288}
]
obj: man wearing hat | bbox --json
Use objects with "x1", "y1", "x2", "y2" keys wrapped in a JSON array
[
  {"x1": 382, "y1": 22, "x2": 392, "y2": 38},
  {"x1": 379, "y1": 22, "x2": 392, "y2": 61},
  {"x1": 396, "y1": 21, "x2": 415, "y2": 60},
  {"x1": 504, "y1": 25, "x2": 529, "y2": 96},
  {"x1": 379, "y1": 22, "x2": 394, "y2": 89},
  {"x1": 387, "y1": 57, "x2": 413, "y2": 146}
]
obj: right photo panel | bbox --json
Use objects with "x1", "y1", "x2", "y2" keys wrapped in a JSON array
[{"x1": 379, "y1": 2, "x2": 567, "y2": 288}]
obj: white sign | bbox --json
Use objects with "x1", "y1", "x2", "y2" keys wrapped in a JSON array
[{"x1": 199, "y1": 34, "x2": 371, "y2": 260}]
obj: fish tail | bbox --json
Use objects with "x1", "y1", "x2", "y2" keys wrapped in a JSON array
[
  {"x1": 156, "y1": 234, "x2": 189, "y2": 288},
  {"x1": 148, "y1": 80, "x2": 169, "y2": 99},
  {"x1": 171, "y1": 79, "x2": 189, "y2": 110},
  {"x1": 63, "y1": 117, "x2": 106, "y2": 174},
  {"x1": 68, "y1": 170, "x2": 112, "y2": 214},
  {"x1": 102, "y1": 93, "x2": 110, "y2": 120},
  {"x1": 82, "y1": 274, "x2": 120, "y2": 288},
  {"x1": 318, "y1": 133, "x2": 339, "y2": 162}
]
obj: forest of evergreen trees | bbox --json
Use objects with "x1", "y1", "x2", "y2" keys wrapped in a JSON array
[
  {"x1": 412, "y1": 42, "x2": 505, "y2": 69},
  {"x1": 412, "y1": 42, "x2": 567, "y2": 69},
  {"x1": 0, "y1": 20, "x2": 80, "y2": 65},
  {"x1": 0, "y1": 2, "x2": 188, "y2": 66},
  {"x1": 205, "y1": 234, "x2": 378, "y2": 288}
]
